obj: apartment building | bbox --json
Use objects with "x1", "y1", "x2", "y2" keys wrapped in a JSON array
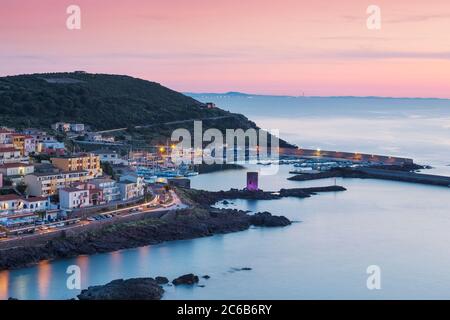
[
  {"x1": 51, "y1": 153, "x2": 102, "y2": 178},
  {"x1": 89, "y1": 178, "x2": 121, "y2": 203},
  {"x1": 0, "y1": 129, "x2": 13, "y2": 144},
  {"x1": 118, "y1": 174, "x2": 145, "y2": 201},
  {"x1": 118, "y1": 181, "x2": 145, "y2": 201},
  {"x1": 70, "y1": 123, "x2": 85, "y2": 132},
  {"x1": 37, "y1": 140, "x2": 65, "y2": 155},
  {"x1": 0, "y1": 163, "x2": 35, "y2": 184},
  {"x1": 52, "y1": 122, "x2": 70, "y2": 132},
  {"x1": 0, "y1": 146, "x2": 28, "y2": 164},
  {"x1": 0, "y1": 194, "x2": 51, "y2": 226},
  {"x1": 24, "y1": 171, "x2": 92, "y2": 197},
  {"x1": 92, "y1": 149, "x2": 127, "y2": 165},
  {"x1": 59, "y1": 187, "x2": 91, "y2": 210}
]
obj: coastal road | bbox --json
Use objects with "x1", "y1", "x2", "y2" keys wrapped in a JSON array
[
  {"x1": 0, "y1": 191, "x2": 187, "y2": 245},
  {"x1": 91, "y1": 115, "x2": 236, "y2": 134},
  {"x1": 134, "y1": 115, "x2": 234, "y2": 129}
]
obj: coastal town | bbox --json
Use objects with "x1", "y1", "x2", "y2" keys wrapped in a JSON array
[
  {"x1": 0, "y1": 123, "x2": 193, "y2": 240},
  {"x1": 3, "y1": 119, "x2": 449, "y2": 241}
]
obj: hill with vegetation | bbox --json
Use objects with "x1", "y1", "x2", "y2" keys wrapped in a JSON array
[{"x1": 0, "y1": 72, "x2": 293, "y2": 147}]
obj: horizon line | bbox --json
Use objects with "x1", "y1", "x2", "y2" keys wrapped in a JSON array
[{"x1": 184, "y1": 91, "x2": 450, "y2": 101}]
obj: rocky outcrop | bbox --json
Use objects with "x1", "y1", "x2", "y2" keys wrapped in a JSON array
[
  {"x1": 155, "y1": 276, "x2": 169, "y2": 285},
  {"x1": 77, "y1": 278, "x2": 164, "y2": 300},
  {"x1": 172, "y1": 274, "x2": 199, "y2": 286},
  {"x1": 179, "y1": 186, "x2": 346, "y2": 206},
  {"x1": 249, "y1": 212, "x2": 291, "y2": 227}
]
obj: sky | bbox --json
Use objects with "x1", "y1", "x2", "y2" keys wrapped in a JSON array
[{"x1": 1, "y1": 0, "x2": 450, "y2": 97}]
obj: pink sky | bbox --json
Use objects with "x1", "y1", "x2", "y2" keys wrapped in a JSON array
[{"x1": 1, "y1": 0, "x2": 450, "y2": 97}]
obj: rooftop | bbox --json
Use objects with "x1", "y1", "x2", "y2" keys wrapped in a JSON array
[
  {"x1": 60, "y1": 187, "x2": 88, "y2": 193},
  {"x1": 30, "y1": 170, "x2": 89, "y2": 177},
  {"x1": 51, "y1": 153, "x2": 97, "y2": 159},
  {"x1": 0, "y1": 147, "x2": 19, "y2": 153},
  {"x1": 0, "y1": 194, "x2": 47, "y2": 202},
  {"x1": 0, "y1": 194, "x2": 22, "y2": 201}
]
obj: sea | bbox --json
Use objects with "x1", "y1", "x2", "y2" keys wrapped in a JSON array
[{"x1": 1, "y1": 94, "x2": 449, "y2": 300}]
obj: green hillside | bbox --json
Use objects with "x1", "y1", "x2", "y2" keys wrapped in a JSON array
[
  {"x1": 0, "y1": 72, "x2": 224, "y2": 129},
  {"x1": 0, "y1": 72, "x2": 293, "y2": 147}
]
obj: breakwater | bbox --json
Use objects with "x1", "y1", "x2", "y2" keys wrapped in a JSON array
[
  {"x1": 279, "y1": 147, "x2": 414, "y2": 165},
  {"x1": 288, "y1": 167, "x2": 450, "y2": 188}
]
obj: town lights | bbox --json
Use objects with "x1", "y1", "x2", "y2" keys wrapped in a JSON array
[{"x1": 159, "y1": 147, "x2": 165, "y2": 153}]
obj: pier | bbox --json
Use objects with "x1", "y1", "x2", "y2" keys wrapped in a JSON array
[{"x1": 279, "y1": 147, "x2": 413, "y2": 165}]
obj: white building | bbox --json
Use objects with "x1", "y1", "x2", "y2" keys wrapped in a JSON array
[
  {"x1": 118, "y1": 178, "x2": 145, "y2": 201},
  {"x1": 0, "y1": 194, "x2": 50, "y2": 226},
  {"x1": 70, "y1": 123, "x2": 85, "y2": 132},
  {"x1": 93, "y1": 149, "x2": 128, "y2": 165},
  {"x1": 89, "y1": 178, "x2": 121, "y2": 202},
  {"x1": 0, "y1": 147, "x2": 28, "y2": 165},
  {"x1": 0, "y1": 163, "x2": 34, "y2": 177},
  {"x1": 59, "y1": 187, "x2": 91, "y2": 209},
  {"x1": 52, "y1": 122, "x2": 71, "y2": 132},
  {"x1": 0, "y1": 129, "x2": 13, "y2": 144},
  {"x1": 24, "y1": 136, "x2": 37, "y2": 155}
]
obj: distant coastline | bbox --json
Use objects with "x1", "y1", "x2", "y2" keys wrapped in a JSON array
[{"x1": 185, "y1": 91, "x2": 450, "y2": 101}]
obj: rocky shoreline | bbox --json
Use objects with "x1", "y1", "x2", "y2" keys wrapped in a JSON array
[
  {"x1": 178, "y1": 186, "x2": 347, "y2": 207},
  {"x1": 0, "y1": 207, "x2": 290, "y2": 271}
]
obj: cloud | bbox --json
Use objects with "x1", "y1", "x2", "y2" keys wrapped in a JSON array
[
  {"x1": 342, "y1": 13, "x2": 450, "y2": 24},
  {"x1": 386, "y1": 13, "x2": 450, "y2": 23},
  {"x1": 328, "y1": 50, "x2": 450, "y2": 60}
]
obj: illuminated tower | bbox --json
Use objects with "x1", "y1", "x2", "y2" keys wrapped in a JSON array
[{"x1": 246, "y1": 172, "x2": 259, "y2": 191}]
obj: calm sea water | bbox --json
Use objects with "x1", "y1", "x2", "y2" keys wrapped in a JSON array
[{"x1": 1, "y1": 96, "x2": 450, "y2": 300}]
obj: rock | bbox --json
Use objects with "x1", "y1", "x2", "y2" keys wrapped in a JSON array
[
  {"x1": 155, "y1": 276, "x2": 169, "y2": 285},
  {"x1": 198, "y1": 285, "x2": 205, "y2": 288},
  {"x1": 8, "y1": 297, "x2": 19, "y2": 300},
  {"x1": 77, "y1": 278, "x2": 164, "y2": 300},
  {"x1": 202, "y1": 275, "x2": 211, "y2": 279},
  {"x1": 172, "y1": 273, "x2": 199, "y2": 286},
  {"x1": 250, "y1": 212, "x2": 291, "y2": 227},
  {"x1": 222, "y1": 200, "x2": 229, "y2": 205},
  {"x1": 241, "y1": 267, "x2": 252, "y2": 271}
]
